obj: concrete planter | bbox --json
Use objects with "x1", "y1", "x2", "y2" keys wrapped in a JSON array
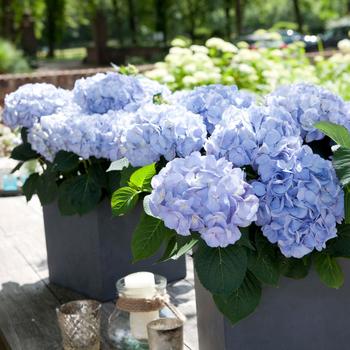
[
  {"x1": 43, "y1": 200, "x2": 186, "y2": 301},
  {"x1": 195, "y1": 261, "x2": 350, "y2": 350}
]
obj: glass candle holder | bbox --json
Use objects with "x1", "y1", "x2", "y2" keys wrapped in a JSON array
[
  {"x1": 57, "y1": 300, "x2": 101, "y2": 350},
  {"x1": 147, "y1": 318, "x2": 184, "y2": 350},
  {"x1": 108, "y1": 273, "x2": 168, "y2": 350}
]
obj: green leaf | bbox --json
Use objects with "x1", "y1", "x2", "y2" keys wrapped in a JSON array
[
  {"x1": 248, "y1": 233, "x2": 280, "y2": 286},
  {"x1": 129, "y1": 163, "x2": 156, "y2": 191},
  {"x1": 106, "y1": 171, "x2": 121, "y2": 194},
  {"x1": 57, "y1": 175, "x2": 102, "y2": 215},
  {"x1": 11, "y1": 143, "x2": 38, "y2": 161},
  {"x1": 132, "y1": 215, "x2": 170, "y2": 262},
  {"x1": 107, "y1": 158, "x2": 129, "y2": 172},
  {"x1": 22, "y1": 173, "x2": 40, "y2": 201},
  {"x1": 280, "y1": 255, "x2": 311, "y2": 279},
  {"x1": 120, "y1": 165, "x2": 139, "y2": 187},
  {"x1": 237, "y1": 227, "x2": 255, "y2": 250},
  {"x1": 345, "y1": 186, "x2": 350, "y2": 224},
  {"x1": 194, "y1": 241, "x2": 247, "y2": 295},
  {"x1": 159, "y1": 234, "x2": 199, "y2": 262},
  {"x1": 314, "y1": 253, "x2": 344, "y2": 289},
  {"x1": 54, "y1": 151, "x2": 80, "y2": 173},
  {"x1": 36, "y1": 171, "x2": 58, "y2": 205},
  {"x1": 328, "y1": 224, "x2": 350, "y2": 257},
  {"x1": 111, "y1": 187, "x2": 139, "y2": 216},
  {"x1": 315, "y1": 121, "x2": 350, "y2": 148},
  {"x1": 333, "y1": 147, "x2": 350, "y2": 186},
  {"x1": 213, "y1": 272, "x2": 262, "y2": 324}
]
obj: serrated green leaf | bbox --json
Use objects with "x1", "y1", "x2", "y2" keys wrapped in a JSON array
[
  {"x1": 159, "y1": 234, "x2": 199, "y2": 262},
  {"x1": 111, "y1": 187, "x2": 139, "y2": 216},
  {"x1": 213, "y1": 271, "x2": 262, "y2": 324},
  {"x1": 194, "y1": 241, "x2": 247, "y2": 295},
  {"x1": 248, "y1": 233, "x2": 279, "y2": 285},
  {"x1": 54, "y1": 151, "x2": 80, "y2": 173},
  {"x1": 333, "y1": 147, "x2": 350, "y2": 186},
  {"x1": 314, "y1": 253, "x2": 344, "y2": 289},
  {"x1": 22, "y1": 173, "x2": 40, "y2": 201},
  {"x1": 328, "y1": 224, "x2": 350, "y2": 257},
  {"x1": 107, "y1": 158, "x2": 129, "y2": 172},
  {"x1": 57, "y1": 175, "x2": 102, "y2": 215},
  {"x1": 37, "y1": 171, "x2": 58, "y2": 205},
  {"x1": 11, "y1": 143, "x2": 38, "y2": 161},
  {"x1": 280, "y1": 255, "x2": 311, "y2": 279},
  {"x1": 315, "y1": 121, "x2": 350, "y2": 148},
  {"x1": 120, "y1": 165, "x2": 139, "y2": 187},
  {"x1": 130, "y1": 163, "x2": 156, "y2": 191},
  {"x1": 132, "y1": 215, "x2": 170, "y2": 262},
  {"x1": 237, "y1": 227, "x2": 255, "y2": 250}
]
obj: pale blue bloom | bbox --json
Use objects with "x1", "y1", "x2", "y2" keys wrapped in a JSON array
[
  {"x1": 73, "y1": 72, "x2": 170, "y2": 114},
  {"x1": 171, "y1": 84, "x2": 254, "y2": 133},
  {"x1": 252, "y1": 145, "x2": 344, "y2": 258},
  {"x1": 28, "y1": 109, "x2": 134, "y2": 161},
  {"x1": 3, "y1": 83, "x2": 72, "y2": 128},
  {"x1": 205, "y1": 104, "x2": 301, "y2": 170},
  {"x1": 267, "y1": 83, "x2": 349, "y2": 142},
  {"x1": 122, "y1": 104, "x2": 206, "y2": 166},
  {"x1": 147, "y1": 152, "x2": 259, "y2": 247}
]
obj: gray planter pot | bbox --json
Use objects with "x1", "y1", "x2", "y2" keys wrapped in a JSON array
[
  {"x1": 43, "y1": 200, "x2": 186, "y2": 301},
  {"x1": 195, "y1": 261, "x2": 350, "y2": 350}
]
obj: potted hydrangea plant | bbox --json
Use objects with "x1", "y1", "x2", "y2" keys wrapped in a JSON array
[
  {"x1": 2, "y1": 70, "x2": 187, "y2": 300},
  {"x1": 111, "y1": 83, "x2": 350, "y2": 349}
]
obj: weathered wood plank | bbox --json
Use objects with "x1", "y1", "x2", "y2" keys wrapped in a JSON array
[{"x1": 0, "y1": 196, "x2": 198, "y2": 349}]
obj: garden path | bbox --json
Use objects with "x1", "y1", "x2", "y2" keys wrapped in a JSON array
[{"x1": 0, "y1": 196, "x2": 198, "y2": 350}]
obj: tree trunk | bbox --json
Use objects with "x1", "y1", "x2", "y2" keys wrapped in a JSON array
[
  {"x1": 45, "y1": 0, "x2": 65, "y2": 58},
  {"x1": 92, "y1": 8, "x2": 108, "y2": 64},
  {"x1": 155, "y1": 0, "x2": 167, "y2": 46},
  {"x1": 0, "y1": 0, "x2": 15, "y2": 40},
  {"x1": 234, "y1": 0, "x2": 243, "y2": 36},
  {"x1": 347, "y1": 0, "x2": 350, "y2": 14},
  {"x1": 127, "y1": 0, "x2": 137, "y2": 45},
  {"x1": 111, "y1": 0, "x2": 124, "y2": 46},
  {"x1": 292, "y1": 0, "x2": 303, "y2": 33},
  {"x1": 45, "y1": 0, "x2": 56, "y2": 58},
  {"x1": 224, "y1": 0, "x2": 232, "y2": 39}
]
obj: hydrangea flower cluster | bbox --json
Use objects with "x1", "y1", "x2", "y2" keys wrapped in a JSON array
[
  {"x1": 28, "y1": 110, "x2": 134, "y2": 161},
  {"x1": 147, "y1": 152, "x2": 259, "y2": 247},
  {"x1": 267, "y1": 83, "x2": 349, "y2": 142},
  {"x1": 252, "y1": 146, "x2": 344, "y2": 258},
  {"x1": 172, "y1": 84, "x2": 254, "y2": 133},
  {"x1": 3, "y1": 83, "x2": 72, "y2": 128},
  {"x1": 73, "y1": 72, "x2": 170, "y2": 114},
  {"x1": 121, "y1": 104, "x2": 206, "y2": 166},
  {"x1": 205, "y1": 104, "x2": 301, "y2": 172}
]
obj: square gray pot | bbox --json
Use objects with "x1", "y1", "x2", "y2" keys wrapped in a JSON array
[
  {"x1": 43, "y1": 200, "x2": 186, "y2": 301},
  {"x1": 195, "y1": 261, "x2": 350, "y2": 350}
]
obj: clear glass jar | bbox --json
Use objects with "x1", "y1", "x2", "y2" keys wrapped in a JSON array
[{"x1": 108, "y1": 274, "x2": 170, "y2": 350}]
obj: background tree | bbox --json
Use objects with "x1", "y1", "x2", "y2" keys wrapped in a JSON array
[{"x1": 45, "y1": 0, "x2": 65, "y2": 57}]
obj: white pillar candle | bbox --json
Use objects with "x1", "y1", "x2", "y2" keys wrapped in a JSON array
[{"x1": 124, "y1": 272, "x2": 159, "y2": 340}]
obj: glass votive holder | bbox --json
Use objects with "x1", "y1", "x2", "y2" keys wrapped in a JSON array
[
  {"x1": 147, "y1": 318, "x2": 184, "y2": 350},
  {"x1": 56, "y1": 300, "x2": 101, "y2": 350},
  {"x1": 108, "y1": 273, "x2": 167, "y2": 350}
]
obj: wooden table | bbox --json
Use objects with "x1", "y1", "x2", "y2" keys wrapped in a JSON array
[{"x1": 0, "y1": 196, "x2": 198, "y2": 349}]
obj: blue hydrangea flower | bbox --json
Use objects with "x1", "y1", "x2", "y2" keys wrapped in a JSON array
[
  {"x1": 147, "y1": 152, "x2": 259, "y2": 247},
  {"x1": 28, "y1": 109, "x2": 134, "y2": 161},
  {"x1": 171, "y1": 84, "x2": 254, "y2": 133},
  {"x1": 3, "y1": 83, "x2": 72, "y2": 129},
  {"x1": 122, "y1": 104, "x2": 206, "y2": 167},
  {"x1": 205, "y1": 105, "x2": 301, "y2": 170},
  {"x1": 267, "y1": 83, "x2": 349, "y2": 142},
  {"x1": 73, "y1": 72, "x2": 170, "y2": 114},
  {"x1": 252, "y1": 145, "x2": 344, "y2": 258}
]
